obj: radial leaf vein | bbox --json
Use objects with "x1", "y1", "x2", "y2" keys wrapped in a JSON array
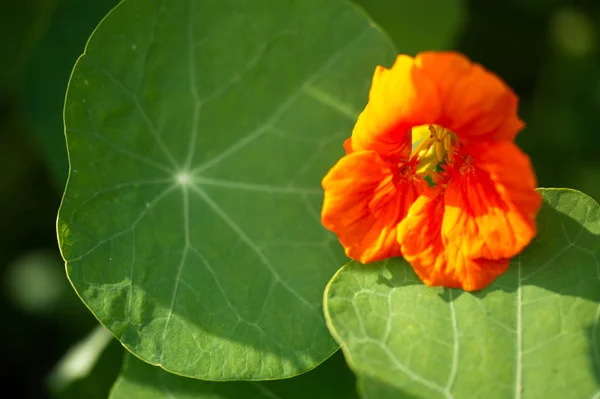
[
  {"x1": 190, "y1": 26, "x2": 369, "y2": 176},
  {"x1": 189, "y1": 184, "x2": 318, "y2": 315},
  {"x1": 160, "y1": 186, "x2": 191, "y2": 362},
  {"x1": 84, "y1": 56, "x2": 179, "y2": 169}
]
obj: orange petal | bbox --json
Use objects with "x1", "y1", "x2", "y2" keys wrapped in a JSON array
[
  {"x1": 397, "y1": 189, "x2": 448, "y2": 283},
  {"x1": 350, "y1": 55, "x2": 441, "y2": 158},
  {"x1": 321, "y1": 150, "x2": 425, "y2": 264},
  {"x1": 397, "y1": 190, "x2": 510, "y2": 291},
  {"x1": 444, "y1": 248, "x2": 511, "y2": 291},
  {"x1": 343, "y1": 137, "x2": 353, "y2": 154},
  {"x1": 415, "y1": 52, "x2": 524, "y2": 143},
  {"x1": 442, "y1": 141, "x2": 542, "y2": 261}
]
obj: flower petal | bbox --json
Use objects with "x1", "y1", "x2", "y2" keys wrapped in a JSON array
[
  {"x1": 442, "y1": 141, "x2": 542, "y2": 260},
  {"x1": 397, "y1": 189, "x2": 447, "y2": 283},
  {"x1": 415, "y1": 52, "x2": 524, "y2": 143},
  {"x1": 349, "y1": 52, "x2": 523, "y2": 158},
  {"x1": 321, "y1": 150, "x2": 425, "y2": 263},
  {"x1": 343, "y1": 137, "x2": 353, "y2": 154},
  {"x1": 350, "y1": 55, "x2": 441, "y2": 158},
  {"x1": 398, "y1": 190, "x2": 510, "y2": 291}
]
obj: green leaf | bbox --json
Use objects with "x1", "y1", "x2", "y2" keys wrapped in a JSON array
[
  {"x1": 110, "y1": 351, "x2": 358, "y2": 399},
  {"x1": 59, "y1": 0, "x2": 395, "y2": 380},
  {"x1": 24, "y1": 0, "x2": 119, "y2": 187},
  {"x1": 324, "y1": 188, "x2": 600, "y2": 398},
  {"x1": 48, "y1": 325, "x2": 123, "y2": 399},
  {"x1": 0, "y1": 0, "x2": 60, "y2": 92},
  {"x1": 351, "y1": 0, "x2": 465, "y2": 55}
]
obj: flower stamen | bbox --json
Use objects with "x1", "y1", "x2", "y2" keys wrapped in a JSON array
[{"x1": 410, "y1": 124, "x2": 458, "y2": 175}]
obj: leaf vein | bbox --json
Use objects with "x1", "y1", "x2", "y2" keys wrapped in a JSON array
[
  {"x1": 84, "y1": 55, "x2": 179, "y2": 169},
  {"x1": 190, "y1": 26, "x2": 370, "y2": 175}
]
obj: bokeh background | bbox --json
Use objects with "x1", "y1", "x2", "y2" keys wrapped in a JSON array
[{"x1": 1, "y1": 0, "x2": 598, "y2": 397}]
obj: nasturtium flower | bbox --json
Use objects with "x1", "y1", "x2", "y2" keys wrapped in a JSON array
[{"x1": 321, "y1": 52, "x2": 541, "y2": 291}]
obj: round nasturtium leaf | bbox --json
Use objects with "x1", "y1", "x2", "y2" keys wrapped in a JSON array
[
  {"x1": 58, "y1": 0, "x2": 395, "y2": 380},
  {"x1": 324, "y1": 188, "x2": 600, "y2": 398}
]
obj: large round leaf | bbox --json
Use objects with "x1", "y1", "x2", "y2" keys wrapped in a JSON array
[
  {"x1": 58, "y1": 0, "x2": 395, "y2": 380},
  {"x1": 325, "y1": 189, "x2": 600, "y2": 398}
]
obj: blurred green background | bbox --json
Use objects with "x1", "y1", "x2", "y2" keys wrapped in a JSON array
[{"x1": 1, "y1": 0, "x2": 598, "y2": 397}]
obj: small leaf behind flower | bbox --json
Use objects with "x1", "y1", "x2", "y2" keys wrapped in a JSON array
[{"x1": 109, "y1": 351, "x2": 358, "y2": 399}]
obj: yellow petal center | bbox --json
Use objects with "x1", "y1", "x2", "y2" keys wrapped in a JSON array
[{"x1": 410, "y1": 124, "x2": 458, "y2": 175}]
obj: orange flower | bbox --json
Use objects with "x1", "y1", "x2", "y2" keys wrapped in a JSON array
[{"x1": 321, "y1": 51, "x2": 541, "y2": 291}]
